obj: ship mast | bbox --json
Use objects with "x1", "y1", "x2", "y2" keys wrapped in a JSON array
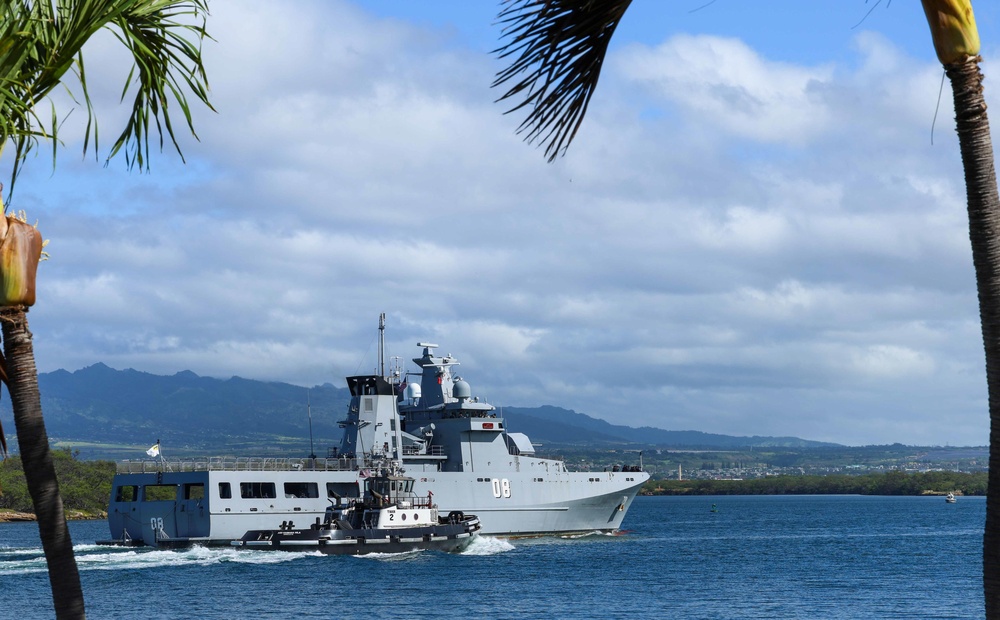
[{"x1": 378, "y1": 312, "x2": 386, "y2": 377}]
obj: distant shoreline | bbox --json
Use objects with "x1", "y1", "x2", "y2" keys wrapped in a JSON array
[
  {"x1": 641, "y1": 470, "x2": 986, "y2": 496},
  {"x1": 0, "y1": 510, "x2": 105, "y2": 523}
]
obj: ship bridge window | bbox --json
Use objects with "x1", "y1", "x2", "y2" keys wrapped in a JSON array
[
  {"x1": 143, "y1": 484, "x2": 178, "y2": 501},
  {"x1": 379, "y1": 479, "x2": 410, "y2": 493},
  {"x1": 284, "y1": 482, "x2": 319, "y2": 499},
  {"x1": 240, "y1": 482, "x2": 276, "y2": 499},
  {"x1": 184, "y1": 483, "x2": 205, "y2": 500},
  {"x1": 368, "y1": 480, "x2": 385, "y2": 496},
  {"x1": 219, "y1": 483, "x2": 232, "y2": 499},
  {"x1": 114, "y1": 485, "x2": 138, "y2": 502}
]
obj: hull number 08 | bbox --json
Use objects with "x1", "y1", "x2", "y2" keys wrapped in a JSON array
[{"x1": 491, "y1": 478, "x2": 511, "y2": 498}]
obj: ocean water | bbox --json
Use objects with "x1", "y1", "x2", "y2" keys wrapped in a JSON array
[{"x1": 0, "y1": 495, "x2": 984, "y2": 619}]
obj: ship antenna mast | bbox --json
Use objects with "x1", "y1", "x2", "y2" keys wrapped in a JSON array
[
  {"x1": 390, "y1": 356, "x2": 402, "y2": 381},
  {"x1": 378, "y1": 312, "x2": 386, "y2": 377}
]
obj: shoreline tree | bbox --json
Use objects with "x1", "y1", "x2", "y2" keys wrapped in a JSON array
[
  {"x1": 492, "y1": 0, "x2": 1000, "y2": 613},
  {"x1": 0, "y1": 2, "x2": 213, "y2": 618}
]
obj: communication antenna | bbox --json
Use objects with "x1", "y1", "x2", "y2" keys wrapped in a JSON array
[{"x1": 378, "y1": 312, "x2": 386, "y2": 377}]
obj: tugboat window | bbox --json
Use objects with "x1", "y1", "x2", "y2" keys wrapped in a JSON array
[
  {"x1": 218, "y1": 483, "x2": 232, "y2": 499},
  {"x1": 240, "y1": 482, "x2": 277, "y2": 499}
]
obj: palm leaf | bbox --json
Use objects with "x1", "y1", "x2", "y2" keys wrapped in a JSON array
[
  {"x1": 0, "y1": 0, "x2": 214, "y2": 199},
  {"x1": 493, "y1": 0, "x2": 633, "y2": 162}
]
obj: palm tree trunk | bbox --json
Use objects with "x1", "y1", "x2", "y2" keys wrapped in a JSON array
[
  {"x1": 943, "y1": 56, "x2": 1000, "y2": 616},
  {"x1": 1, "y1": 306, "x2": 85, "y2": 619}
]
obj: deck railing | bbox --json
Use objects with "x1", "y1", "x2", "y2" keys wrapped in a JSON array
[
  {"x1": 114, "y1": 456, "x2": 380, "y2": 474},
  {"x1": 400, "y1": 445, "x2": 447, "y2": 457}
]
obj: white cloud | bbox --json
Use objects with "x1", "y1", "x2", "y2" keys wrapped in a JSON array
[
  {"x1": 847, "y1": 344, "x2": 935, "y2": 379},
  {"x1": 694, "y1": 206, "x2": 792, "y2": 252},
  {"x1": 619, "y1": 34, "x2": 835, "y2": 144}
]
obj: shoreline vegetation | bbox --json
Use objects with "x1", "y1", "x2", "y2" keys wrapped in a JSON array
[
  {"x1": 0, "y1": 510, "x2": 103, "y2": 523},
  {"x1": 0, "y1": 450, "x2": 114, "y2": 521},
  {"x1": 0, "y1": 450, "x2": 987, "y2": 522},
  {"x1": 641, "y1": 471, "x2": 987, "y2": 496}
]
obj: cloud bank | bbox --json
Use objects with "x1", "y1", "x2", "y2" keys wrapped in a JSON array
[{"x1": 3, "y1": 1, "x2": 993, "y2": 446}]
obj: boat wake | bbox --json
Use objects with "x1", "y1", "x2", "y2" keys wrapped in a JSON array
[
  {"x1": 0, "y1": 536, "x2": 515, "y2": 575},
  {"x1": 355, "y1": 549, "x2": 426, "y2": 561},
  {"x1": 461, "y1": 536, "x2": 515, "y2": 555},
  {"x1": 0, "y1": 544, "x2": 320, "y2": 575},
  {"x1": 559, "y1": 530, "x2": 608, "y2": 539}
]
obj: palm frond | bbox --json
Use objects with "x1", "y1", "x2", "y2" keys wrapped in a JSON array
[
  {"x1": 493, "y1": 0, "x2": 632, "y2": 162},
  {"x1": 0, "y1": 0, "x2": 214, "y2": 200}
]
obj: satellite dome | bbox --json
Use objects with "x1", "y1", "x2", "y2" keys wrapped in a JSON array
[
  {"x1": 405, "y1": 382, "x2": 421, "y2": 399},
  {"x1": 453, "y1": 379, "x2": 472, "y2": 400}
]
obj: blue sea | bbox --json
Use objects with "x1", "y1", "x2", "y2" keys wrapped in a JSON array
[{"x1": 0, "y1": 495, "x2": 985, "y2": 619}]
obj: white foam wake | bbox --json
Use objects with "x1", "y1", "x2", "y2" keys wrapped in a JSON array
[
  {"x1": 0, "y1": 544, "x2": 322, "y2": 575},
  {"x1": 0, "y1": 534, "x2": 515, "y2": 574},
  {"x1": 460, "y1": 536, "x2": 515, "y2": 555}
]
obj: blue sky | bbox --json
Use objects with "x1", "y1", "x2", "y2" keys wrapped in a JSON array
[{"x1": 4, "y1": 0, "x2": 1000, "y2": 446}]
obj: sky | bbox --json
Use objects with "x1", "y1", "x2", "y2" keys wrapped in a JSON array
[{"x1": 3, "y1": 0, "x2": 1000, "y2": 447}]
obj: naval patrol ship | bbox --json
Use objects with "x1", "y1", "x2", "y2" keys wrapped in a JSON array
[{"x1": 101, "y1": 319, "x2": 648, "y2": 547}]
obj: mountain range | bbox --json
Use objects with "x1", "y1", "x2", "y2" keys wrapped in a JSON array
[{"x1": 0, "y1": 364, "x2": 837, "y2": 458}]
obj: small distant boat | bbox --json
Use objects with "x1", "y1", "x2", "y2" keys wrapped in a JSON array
[
  {"x1": 946, "y1": 493, "x2": 957, "y2": 504},
  {"x1": 710, "y1": 504, "x2": 718, "y2": 513}
]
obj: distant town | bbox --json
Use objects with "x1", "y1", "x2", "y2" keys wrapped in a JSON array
[{"x1": 543, "y1": 444, "x2": 988, "y2": 482}]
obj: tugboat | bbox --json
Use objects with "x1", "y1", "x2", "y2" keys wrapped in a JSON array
[{"x1": 232, "y1": 462, "x2": 480, "y2": 555}]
